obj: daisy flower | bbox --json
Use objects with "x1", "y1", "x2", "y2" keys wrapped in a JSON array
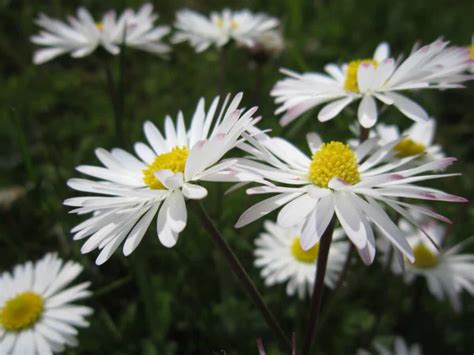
[
  {"x1": 254, "y1": 220, "x2": 349, "y2": 299},
  {"x1": 357, "y1": 336, "x2": 422, "y2": 355},
  {"x1": 349, "y1": 118, "x2": 444, "y2": 165},
  {"x1": 380, "y1": 214, "x2": 474, "y2": 311},
  {"x1": 65, "y1": 93, "x2": 259, "y2": 265},
  {"x1": 31, "y1": 3, "x2": 170, "y2": 64},
  {"x1": 172, "y1": 8, "x2": 279, "y2": 53},
  {"x1": 271, "y1": 40, "x2": 473, "y2": 127},
  {"x1": 234, "y1": 130, "x2": 466, "y2": 265},
  {"x1": 0, "y1": 253, "x2": 92, "y2": 355}
]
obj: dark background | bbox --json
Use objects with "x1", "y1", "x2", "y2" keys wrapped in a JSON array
[{"x1": 0, "y1": 0, "x2": 473, "y2": 354}]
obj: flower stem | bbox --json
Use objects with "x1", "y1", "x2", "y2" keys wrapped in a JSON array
[
  {"x1": 302, "y1": 217, "x2": 335, "y2": 355},
  {"x1": 218, "y1": 46, "x2": 227, "y2": 98},
  {"x1": 193, "y1": 202, "x2": 291, "y2": 349}
]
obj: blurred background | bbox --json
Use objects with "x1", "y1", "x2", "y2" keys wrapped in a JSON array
[{"x1": 0, "y1": 0, "x2": 473, "y2": 353}]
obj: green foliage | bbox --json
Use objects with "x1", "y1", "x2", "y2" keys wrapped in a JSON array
[{"x1": 0, "y1": 0, "x2": 472, "y2": 354}]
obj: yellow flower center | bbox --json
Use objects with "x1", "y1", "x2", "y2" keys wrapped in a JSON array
[
  {"x1": 393, "y1": 138, "x2": 426, "y2": 157},
  {"x1": 230, "y1": 19, "x2": 239, "y2": 29},
  {"x1": 291, "y1": 237, "x2": 319, "y2": 263},
  {"x1": 412, "y1": 243, "x2": 439, "y2": 268},
  {"x1": 309, "y1": 141, "x2": 360, "y2": 188},
  {"x1": 468, "y1": 45, "x2": 474, "y2": 59},
  {"x1": 143, "y1": 146, "x2": 189, "y2": 190},
  {"x1": 344, "y1": 59, "x2": 379, "y2": 93},
  {"x1": 0, "y1": 292, "x2": 44, "y2": 332},
  {"x1": 95, "y1": 22, "x2": 104, "y2": 31}
]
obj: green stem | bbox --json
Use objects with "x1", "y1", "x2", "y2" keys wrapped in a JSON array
[
  {"x1": 302, "y1": 218, "x2": 335, "y2": 355},
  {"x1": 193, "y1": 202, "x2": 291, "y2": 349}
]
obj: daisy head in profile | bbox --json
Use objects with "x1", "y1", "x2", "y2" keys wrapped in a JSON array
[
  {"x1": 172, "y1": 8, "x2": 279, "y2": 53},
  {"x1": 254, "y1": 220, "x2": 349, "y2": 299},
  {"x1": 0, "y1": 253, "x2": 92, "y2": 355},
  {"x1": 31, "y1": 3, "x2": 170, "y2": 64},
  {"x1": 65, "y1": 93, "x2": 260, "y2": 264},
  {"x1": 235, "y1": 130, "x2": 466, "y2": 265},
  {"x1": 380, "y1": 212, "x2": 474, "y2": 311},
  {"x1": 271, "y1": 39, "x2": 473, "y2": 127},
  {"x1": 349, "y1": 118, "x2": 445, "y2": 167}
]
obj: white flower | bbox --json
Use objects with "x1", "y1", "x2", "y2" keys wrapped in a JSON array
[
  {"x1": 381, "y1": 213, "x2": 474, "y2": 311},
  {"x1": 235, "y1": 130, "x2": 466, "y2": 265},
  {"x1": 357, "y1": 336, "x2": 422, "y2": 355},
  {"x1": 0, "y1": 253, "x2": 92, "y2": 355},
  {"x1": 172, "y1": 8, "x2": 279, "y2": 52},
  {"x1": 65, "y1": 93, "x2": 259, "y2": 265},
  {"x1": 349, "y1": 118, "x2": 445, "y2": 165},
  {"x1": 271, "y1": 40, "x2": 473, "y2": 127},
  {"x1": 31, "y1": 3, "x2": 170, "y2": 64},
  {"x1": 245, "y1": 30, "x2": 285, "y2": 58},
  {"x1": 254, "y1": 220, "x2": 349, "y2": 299}
]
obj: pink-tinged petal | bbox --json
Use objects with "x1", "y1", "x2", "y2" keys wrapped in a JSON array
[
  {"x1": 334, "y1": 193, "x2": 367, "y2": 249},
  {"x1": 279, "y1": 98, "x2": 321, "y2": 126},
  {"x1": 383, "y1": 92, "x2": 429, "y2": 122},
  {"x1": 235, "y1": 193, "x2": 302, "y2": 228},
  {"x1": 328, "y1": 177, "x2": 350, "y2": 190},
  {"x1": 182, "y1": 183, "x2": 208, "y2": 199},
  {"x1": 277, "y1": 194, "x2": 317, "y2": 228},
  {"x1": 357, "y1": 62, "x2": 376, "y2": 93},
  {"x1": 373, "y1": 42, "x2": 390, "y2": 61},
  {"x1": 371, "y1": 58, "x2": 395, "y2": 89},
  {"x1": 318, "y1": 97, "x2": 353, "y2": 122},
  {"x1": 358, "y1": 95, "x2": 378, "y2": 128}
]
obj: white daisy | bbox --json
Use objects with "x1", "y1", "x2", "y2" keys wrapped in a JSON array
[
  {"x1": 65, "y1": 93, "x2": 259, "y2": 265},
  {"x1": 0, "y1": 253, "x2": 93, "y2": 355},
  {"x1": 349, "y1": 118, "x2": 444, "y2": 165},
  {"x1": 31, "y1": 3, "x2": 170, "y2": 64},
  {"x1": 244, "y1": 30, "x2": 285, "y2": 58},
  {"x1": 254, "y1": 220, "x2": 349, "y2": 299},
  {"x1": 271, "y1": 40, "x2": 473, "y2": 127},
  {"x1": 172, "y1": 8, "x2": 279, "y2": 53},
  {"x1": 357, "y1": 336, "x2": 422, "y2": 355},
  {"x1": 381, "y1": 214, "x2": 474, "y2": 311},
  {"x1": 234, "y1": 130, "x2": 466, "y2": 265}
]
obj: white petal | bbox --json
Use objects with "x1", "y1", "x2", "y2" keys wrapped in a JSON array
[
  {"x1": 317, "y1": 97, "x2": 353, "y2": 122},
  {"x1": 358, "y1": 95, "x2": 378, "y2": 128}
]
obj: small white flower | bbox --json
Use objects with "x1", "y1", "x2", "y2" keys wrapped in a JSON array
[
  {"x1": 65, "y1": 93, "x2": 259, "y2": 264},
  {"x1": 381, "y1": 213, "x2": 474, "y2": 311},
  {"x1": 357, "y1": 336, "x2": 422, "y2": 355},
  {"x1": 235, "y1": 130, "x2": 466, "y2": 265},
  {"x1": 349, "y1": 118, "x2": 445, "y2": 166},
  {"x1": 0, "y1": 253, "x2": 92, "y2": 355},
  {"x1": 271, "y1": 40, "x2": 473, "y2": 127},
  {"x1": 254, "y1": 220, "x2": 349, "y2": 299},
  {"x1": 245, "y1": 30, "x2": 285, "y2": 58},
  {"x1": 31, "y1": 3, "x2": 170, "y2": 64},
  {"x1": 172, "y1": 8, "x2": 279, "y2": 52}
]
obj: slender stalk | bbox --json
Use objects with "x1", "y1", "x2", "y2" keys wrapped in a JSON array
[
  {"x1": 253, "y1": 60, "x2": 264, "y2": 107},
  {"x1": 218, "y1": 46, "x2": 227, "y2": 98},
  {"x1": 193, "y1": 202, "x2": 291, "y2": 349},
  {"x1": 302, "y1": 218, "x2": 335, "y2": 355}
]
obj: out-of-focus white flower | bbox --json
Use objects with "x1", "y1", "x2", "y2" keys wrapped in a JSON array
[
  {"x1": 349, "y1": 118, "x2": 445, "y2": 166},
  {"x1": 254, "y1": 220, "x2": 349, "y2": 299},
  {"x1": 271, "y1": 40, "x2": 473, "y2": 127},
  {"x1": 172, "y1": 8, "x2": 279, "y2": 53},
  {"x1": 0, "y1": 253, "x2": 93, "y2": 355},
  {"x1": 0, "y1": 186, "x2": 27, "y2": 210},
  {"x1": 234, "y1": 130, "x2": 466, "y2": 265},
  {"x1": 65, "y1": 94, "x2": 260, "y2": 264},
  {"x1": 357, "y1": 336, "x2": 422, "y2": 355},
  {"x1": 31, "y1": 3, "x2": 170, "y2": 64},
  {"x1": 245, "y1": 30, "x2": 285, "y2": 58},
  {"x1": 380, "y1": 212, "x2": 474, "y2": 311}
]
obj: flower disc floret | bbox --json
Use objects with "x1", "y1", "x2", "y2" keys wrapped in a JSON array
[
  {"x1": 0, "y1": 292, "x2": 44, "y2": 331},
  {"x1": 309, "y1": 141, "x2": 360, "y2": 188},
  {"x1": 344, "y1": 59, "x2": 379, "y2": 93},
  {"x1": 412, "y1": 243, "x2": 439, "y2": 268},
  {"x1": 143, "y1": 146, "x2": 189, "y2": 189},
  {"x1": 394, "y1": 138, "x2": 426, "y2": 157},
  {"x1": 291, "y1": 237, "x2": 319, "y2": 263}
]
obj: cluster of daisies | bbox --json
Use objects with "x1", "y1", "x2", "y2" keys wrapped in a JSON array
[
  {"x1": 31, "y1": 3, "x2": 283, "y2": 64},
  {"x1": 2, "y1": 2, "x2": 473, "y2": 354}
]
